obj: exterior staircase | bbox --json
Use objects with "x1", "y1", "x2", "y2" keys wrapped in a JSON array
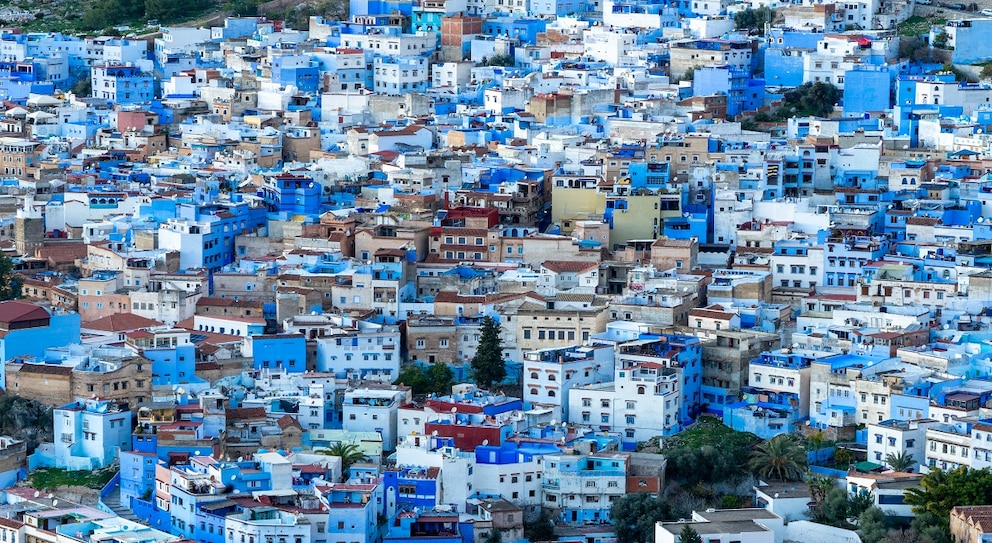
[{"x1": 101, "y1": 480, "x2": 141, "y2": 522}]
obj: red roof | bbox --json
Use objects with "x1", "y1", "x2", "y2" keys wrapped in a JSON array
[
  {"x1": 83, "y1": 312, "x2": 165, "y2": 332},
  {"x1": 542, "y1": 260, "x2": 598, "y2": 274},
  {"x1": 0, "y1": 301, "x2": 49, "y2": 324}
]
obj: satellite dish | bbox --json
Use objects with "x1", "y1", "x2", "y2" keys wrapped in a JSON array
[
  {"x1": 33, "y1": 491, "x2": 39, "y2": 498},
  {"x1": 482, "y1": 439, "x2": 489, "y2": 446},
  {"x1": 451, "y1": 407, "x2": 457, "y2": 413},
  {"x1": 231, "y1": 475, "x2": 237, "y2": 480},
  {"x1": 550, "y1": 419, "x2": 557, "y2": 426},
  {"x1": 432, "y1": 430, "x2": 439, "y2": 436},
  {"x1": 176, "y1": 387, "x2": 186, "y2": 396},
  {"x1": 52, "y1": 500, "x2": 58, "y2": 507}
]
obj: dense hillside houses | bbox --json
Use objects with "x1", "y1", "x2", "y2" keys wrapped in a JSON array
[{"x1": 0, "y1": 0, "x2": 991, "y2": 543}]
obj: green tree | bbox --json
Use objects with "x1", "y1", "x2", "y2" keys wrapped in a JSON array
[
  {"x1": 396, "y1": 363, "x2": 454, "y2": 396},
  {"x1": 749, "y1": 435, "x2": 807, "y2": 481},
  {"x1": 859, "y1": 507, "x2": 889, "y2": 543},
  {"x1": 145, "y1": 0, "x2": 204, "y2": 23},
  {"x1": 482, "y1": 53, "x2": 515, "y2": 67},
  {"x1": 317, "y1": 442, "x2": 366, "y2": 480},
  {"x1": 806, "y1": 472, "x2": 834, "y2": 509},
  {"x1": 848, "y1": 490, "x2": 875, "y2": 518},
  {"x1": 611, "y1": 494, "x2": 676, "y2": 543},
  {"x1": 0, "y1": 254, "x2": 22, "y2": 300},
  {"x1": 678, "y1": 525, "x2": 703, "y2": 543},
  {"x1": 666, "y1": 445, "x2": 739, "y2": 485},
  {"x1": 71, "y1": 77, "x2": 93, "y2": 98},
  {"x1": 816, "y1": 487, "x2": 852, "y2": 526},
  {"x1": 904, "y1": 467, "x2": 992, "y2": 521},
  {"x1": 483, "y1": 529, "x2": 502, "y2": 543},
  {"x1": 226, "y1": 0, "x2": 260, "y2": 15},
  {"x1": 885, "y1": 451, "x2": 915, "y2": 472},
  {"x1": 524, "y1": 511, "x2": 556, "y2": 542},
  {"x1": 834, "y1": 447, "x2": 854, "y2": 467},
  {"x1": 733, "y1": 6, "x2": 775, "y2": 35},
  {"x1": 81, "y1": 0, "x2": 146, "y2": 30},
  {"x1": 471, "y1": 316, "x2": 506, "y2": 390}
]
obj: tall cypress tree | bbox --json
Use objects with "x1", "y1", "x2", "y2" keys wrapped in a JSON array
[{"x1": 470, "y1": 316, "x2": 505, "y2": 390}]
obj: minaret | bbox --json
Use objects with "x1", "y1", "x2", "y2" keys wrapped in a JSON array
[{"x1": 14, "y1": 196, "x2": 43, "y2": 256}]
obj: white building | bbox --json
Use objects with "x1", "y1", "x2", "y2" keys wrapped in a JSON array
[
  {"x1": 656, "y1": 509, "x2": 781, "y2": 543},
  {"x1": 224, "y1": 506, "x2": 311, "y2": 543},
  {"x1": 866, "y1": 418, "x2": 935, "y2": 471},
  {"x1": 43, "y1": 398, "x2": 132, "y2": 471},
  {"x1": 342, "y1": 386, "x2": 412, "y2": 450},
  {"x1": 373, "y1": 56, "x2": 430, "y2": 95},
  {"x1": 581, "y1": 28, "x2": 637, "y2": 65},
  {"x1": 522, "y1": 344, "x2": 615, "y2": 422},
  {"x1": 568, "y1": 337, "x2": 698, "y2": 441},
  {"x1": 314, "y1": 324, "x2": 402, "y2": 382},
  {"x1": 924, "y1": 421, "x2": 973, "y2": 472},
  {"x1": 846, "y1": 472, "x2": 921, "y2": 518}
]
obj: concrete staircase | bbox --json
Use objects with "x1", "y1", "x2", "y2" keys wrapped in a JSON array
[{"x1": 101, "y1": 481, "x2": 140, "y2": 522}]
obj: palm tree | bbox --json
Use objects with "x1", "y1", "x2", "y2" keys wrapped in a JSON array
[
  {"x1": 806, "y1": 472, "x2": 834, "y2": 509},
  {"x1": 885, "y1": 451, "x2": 916, "y2": 472},
  {"x1": 749, "y1": 435, "x2": 807, "y2": 481},
  {"x1": 317, "y1": 442, "x2": 366, "y2": 481}
]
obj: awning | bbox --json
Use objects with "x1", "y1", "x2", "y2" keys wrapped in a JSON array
[{"x1": 853, "y1": 461, "x2": 883, "y2": 472}]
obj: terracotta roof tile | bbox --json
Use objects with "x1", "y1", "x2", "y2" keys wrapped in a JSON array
[
  {"x1": 82, "y1": 312, "x2": 165, "y2": 332},
  {"x1": 542, "y1": 260, "x2": 599, "y2": 274}
]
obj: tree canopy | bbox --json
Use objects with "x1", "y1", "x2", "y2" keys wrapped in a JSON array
[
  {"x1": 0, "y1": 254, "x2": 21, "y2": 301},
  {"x1": 734, "y1": 7, "x2": 775, "y2": 35},
  {"x1": 678, "y1": 525, "x2": 703, "y2": 543},
  {"x1": 316, "y1": 442, "x2": 365, "y2": 480},
  {"x1": 858, "y1": 507, "x2": 889, "y2": 543},
  {"x1": 904, "y1": 467, "x2": 992, "y2": 521},
  {"x1": 471, "y1": 316, "x2": 506, "y2": 390},
  {"x1": 778, "y1": 82, "x2": 841, "y2": 119},
  {"x1": 396, "y1": 363, "x2": 454, "y2": 397},
  {"x1": 661, "y1": 417, "x2": 760, "y2": 485},
  {"x1": 748, "y1": 434, "x2": 807, "y2": 481},
  {"x1": 611, "y1": 494, "x2": 677, "y2": 543},
  {"x1": 81, "y1": 0, "x2": 208, "y2": 30},
  {"x1": 885, "y1": 451, "x2": 915, "y2": 472}
]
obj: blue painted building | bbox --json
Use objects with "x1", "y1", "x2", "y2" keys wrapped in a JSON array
[
  {"x1": 0, "y1": 301, "x2": 81, "y2": 391},
  {"x1": 144, "y1": 340, "x2": 198, "y2": 387},
  {"x1": 692, "y1": 65, "x2": 764, "y2": 117},
  {"x1": 249, "y1": 334, "x2": 307, "y2": 373},
  {"x1": 91, "y1": 64, "x2": 154, "y2": 105},
  {"x1": 820, "y1": 235, "x2": 890, "y2": 290},
  {"x1": 763, "y1": 29, "x2": 823, "y2": 88},
  {"x1": 260, "y1": 173, "x2": 322, "y2": 215},
  {"x1": 482, "y1": 17, "x2": 547, "y2": 45},
  {"x1": 843, "y1": 65, "x2": 891, "y2": 116},
  {"x1": 383, "y1": 466, "x2": 440, "y2": 514},
  {"x1": 119, "y1": 450, "x2": 159, "y2": 511}
]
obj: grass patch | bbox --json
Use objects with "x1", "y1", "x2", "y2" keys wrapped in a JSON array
[
  {"x1": 25, "y1": 467, "x2": 117, "y2": 490},
  {"x1": 661, "y1": 415, "x2": 761, "y2": 451},
  {"x1": 898, "y1": 14, "x2": 946, "y2": 36}
]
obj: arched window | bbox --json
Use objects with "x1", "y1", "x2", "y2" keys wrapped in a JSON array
[
  {"x1": 530, "y1": 388, "x2": 538, "y2": 395},
  {"x1": 637, "y1": 386, "x2": 646, "y2": 395},
  {"x1": 548, "y1": 374, "x2": 556, "y2": 381},
  {"x1": 548, "y1": 390, "x2": 556, "y2": 398},
  {"x1": 530, "y1": 372, "x2": 539, "y2": 379}
]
